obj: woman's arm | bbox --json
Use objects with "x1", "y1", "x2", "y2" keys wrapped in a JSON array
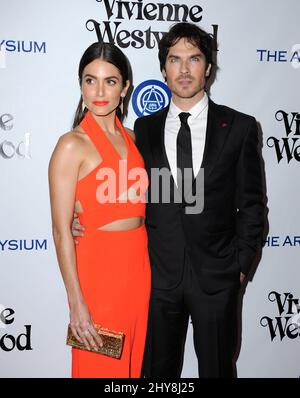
[{"x1": 48, "y1": 132, "x2": 102, "y2": 350}]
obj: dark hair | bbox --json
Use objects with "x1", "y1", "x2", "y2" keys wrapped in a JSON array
[
  {"x1": 158, "y1": 22, "x2": 215, "y2": 73},
  {"x1": 73, "y1": 42, "x2": 131, "y2": 128}
]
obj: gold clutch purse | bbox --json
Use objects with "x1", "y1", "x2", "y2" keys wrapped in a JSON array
[{"x1": 66, "y1": 324, "x2": 125, "y2": 359}]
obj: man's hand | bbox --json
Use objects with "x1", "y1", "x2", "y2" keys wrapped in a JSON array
[
  {"x1": 240, "y1": 272, "x2": 246, "y2": 285},
  {"x1": 72, "y1": 212, "x2": 85, "y2": 244}
]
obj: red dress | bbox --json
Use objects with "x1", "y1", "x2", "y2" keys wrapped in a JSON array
[{"x1": 72, "y1": 111, "x2": 151, "y2": 377}]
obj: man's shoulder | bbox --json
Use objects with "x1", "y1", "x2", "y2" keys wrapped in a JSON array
[
  {"x1": 210, "y1": 99, "x2": 256, "y2": 124},
  {"x1": 135, "y1": 107, "x2": 169, "y2": 127}
]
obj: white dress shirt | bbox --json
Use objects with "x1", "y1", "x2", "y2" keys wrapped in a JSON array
[{"x1": 164, "y1": 93, "x2": 208, "y2": 185}]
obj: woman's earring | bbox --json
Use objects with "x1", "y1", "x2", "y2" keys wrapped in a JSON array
[{"x1": 82, "y1": 100, "x2": 86, "y2": 113}]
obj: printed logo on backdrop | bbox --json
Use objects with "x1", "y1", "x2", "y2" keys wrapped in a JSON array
[
  {"x1": 267, "y1": 110, "x2": 300, "y2": 163},
  {"x1": 0, "y1": 239, "x2": 47, "y2": 251},
  {"x1": 257, "y1": 45, "x2": 300, "y2": 67},
  {"x1": 85, "y1": 0, "x2": 218, "y2": 50},
  {"x1": 0, "y1": 113, "x2": 31, "y2": 160},
  {"x1": 0, "y1": 40, "x2": 46, "y2": 54},
  {"x1": 0, "y1": 40, "x2": 46, "y2": 67},
  {"x1": 263, "y1": 235, "x2": 300, "y2": 248},
  {"x1": 260, "y1": 291, "x2": 300, "y2": 341},
  {"x1": 0, "y1": 307, "x2": 32, "y2": 352},
  {"x1": 132, "y1": 79, "x2": 171, "y2": 117}
]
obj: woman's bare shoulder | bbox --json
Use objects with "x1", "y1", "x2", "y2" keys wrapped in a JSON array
[
  {"x1": 125, "y1": 127, "x2": 136, "y2": 142},
  {"x1": 49, "y1": 129, "x2": 88, "y2": 170},
  {"x1": 56, "y1": 126, "x2": 87, "y2": 151}
]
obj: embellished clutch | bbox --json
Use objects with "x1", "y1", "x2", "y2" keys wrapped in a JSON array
[{"x1": 66, "y1": 324, "x2": 125, "y2": 359}]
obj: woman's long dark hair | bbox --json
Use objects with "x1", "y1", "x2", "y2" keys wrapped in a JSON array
[{"x1": 72, "y1": 42, "x2": 132, "y2": 129}]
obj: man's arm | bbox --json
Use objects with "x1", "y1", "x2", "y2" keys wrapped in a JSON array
[{"x1": 236, "y1": 117, "x2": 265, "y2": 277}]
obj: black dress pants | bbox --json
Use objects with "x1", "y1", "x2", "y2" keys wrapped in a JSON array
[{"x1": 142, "y1": 254, "x2": 240, "y2": 378}]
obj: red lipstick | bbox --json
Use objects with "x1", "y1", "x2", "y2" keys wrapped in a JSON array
[{"x1": 93, "y1": 101, "x2": 109, "y2": 106}]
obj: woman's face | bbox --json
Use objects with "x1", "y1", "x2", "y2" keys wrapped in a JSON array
[{"x1": 81, "y1": 59, "x2": 129, "y2": 117}]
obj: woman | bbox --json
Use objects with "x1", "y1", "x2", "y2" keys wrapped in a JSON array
[{"x1": 48, "y1": 42, "x2": 151, "y2": 378}]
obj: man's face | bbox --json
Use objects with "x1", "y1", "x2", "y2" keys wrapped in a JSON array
[{"x1": 162, "y1": 38, "x2": 211, "y2": 107}]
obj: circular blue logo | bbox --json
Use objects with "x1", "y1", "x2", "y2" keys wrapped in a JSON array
[{"x1": 132, "y1": 79, "x2": 171, "y2": 117}]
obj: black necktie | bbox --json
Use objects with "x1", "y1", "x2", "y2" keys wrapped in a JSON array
[{"x1": 176, "y1": 112, "x2": 194, "y2": 199}]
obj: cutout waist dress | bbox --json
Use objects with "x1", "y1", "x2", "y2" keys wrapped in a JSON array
[{"x1": 75, "y1": 111, "x2": 148, "y2": 230}]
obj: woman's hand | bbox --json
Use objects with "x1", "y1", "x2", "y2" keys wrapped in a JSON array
[{"x1": 69, "y1": 298, "x2": 103, "y2": 351}]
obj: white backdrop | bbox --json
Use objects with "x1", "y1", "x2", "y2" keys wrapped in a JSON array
[{"x1": 1, "y1": 0, "x2": 299, "y2": 378}]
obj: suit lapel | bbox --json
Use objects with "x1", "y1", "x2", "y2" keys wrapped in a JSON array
[{"x1": 200, "y1": 99, "x2": 234, "y2": 178}]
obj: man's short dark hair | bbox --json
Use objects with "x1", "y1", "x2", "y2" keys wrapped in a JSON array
[{"x1": 158, "y1": 22, "x2": 215, "y2": 72}]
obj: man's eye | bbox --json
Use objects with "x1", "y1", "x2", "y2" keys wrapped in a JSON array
[{"x1": 191, "y1": 57, "x2": 200, "y2": 62}]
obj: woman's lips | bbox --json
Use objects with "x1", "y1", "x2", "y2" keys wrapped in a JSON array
[{"x1": 93, "y1": 101, "x2": 109, "y2": 106}]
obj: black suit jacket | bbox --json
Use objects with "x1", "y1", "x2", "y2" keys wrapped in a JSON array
[{"x1": 134, "y1": 99, "x2": 264, "y2": 292}]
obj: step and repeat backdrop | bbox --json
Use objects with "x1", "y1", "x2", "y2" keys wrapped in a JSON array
[{"x1": 1, "y1": 0, "x2": 299, "y2": 377}]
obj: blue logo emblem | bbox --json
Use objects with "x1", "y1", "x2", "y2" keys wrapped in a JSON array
[{"x1": 132, "y1": 80, "x2": 171, "y2": 117}]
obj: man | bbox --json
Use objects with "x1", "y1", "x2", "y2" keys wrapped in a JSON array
[
  {"x1": 134, "y1": 22, "x2": 264, "y2": 378},
  {"x1": 73, "y1": 22, "x2": 264, "y2": 377}
]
